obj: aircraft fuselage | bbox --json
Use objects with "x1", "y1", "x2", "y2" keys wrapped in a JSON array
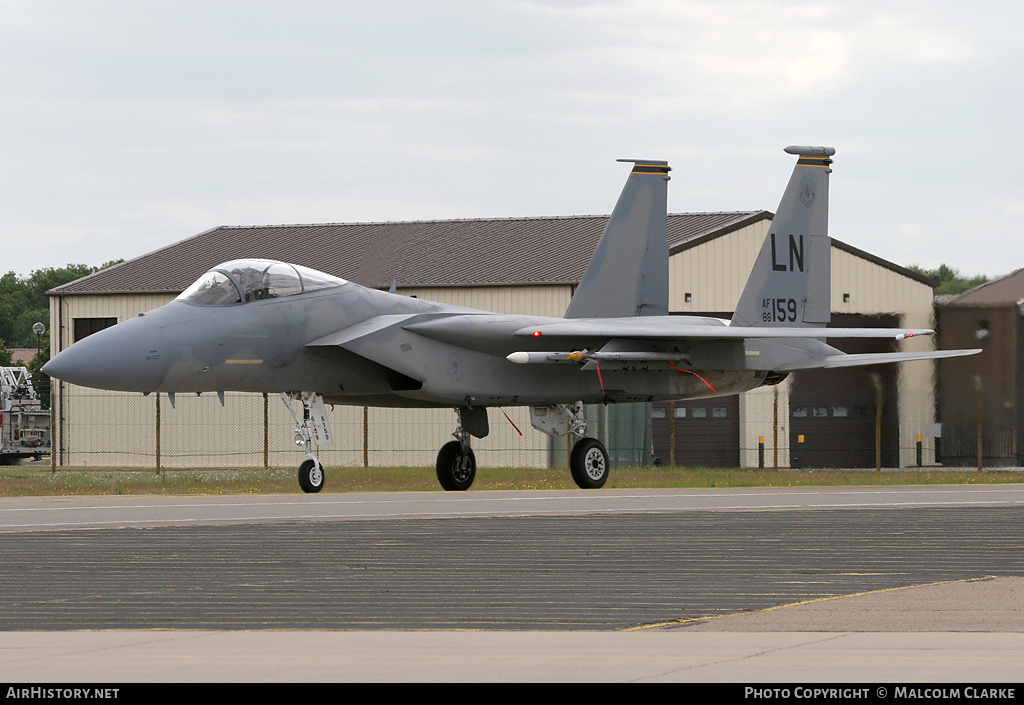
[{"x1": 47, "y1": 279, "x2": 765, "y2": 408}]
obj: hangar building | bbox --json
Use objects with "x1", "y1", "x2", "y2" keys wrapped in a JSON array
[
  {"x1": 935, "y1": 268, "x2": 1024, "y2": 466},
  {"x1": 48, "y1": 211, "x2": 940, "y2": 470}
]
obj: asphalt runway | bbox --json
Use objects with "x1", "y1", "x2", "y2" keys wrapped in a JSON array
[{"x1": 1, "y1": 485, "x2": 1023, "y2": 682}]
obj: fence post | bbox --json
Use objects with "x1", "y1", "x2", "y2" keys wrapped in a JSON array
[
  {"x1": 873, "y1": 373, "x2": 883, "y2": 471},
  {"x1": 155, "y1": 393, "x2": 161, "y2": 475},
  {"x1": 50, "y1": 401, "x2": 56, "y2": 474},
  {"x1": 669, "y1": 401, "x2": 676, "y2": 468},
  {"x1": 363, "y1": 406, "x2": 369, "y2": 468},
  {"x1": 263, "y1": 393, "x2": 269, "y2": 470},
  {"x1": 772, "y1": 386, "x2": 779, "y2": 469},
  {"x1": 976, "y1": 374, "x2": 984, "y2": 471},
  {"x1": 58, "y1": 380, "x2": 65, "y2": 468}
]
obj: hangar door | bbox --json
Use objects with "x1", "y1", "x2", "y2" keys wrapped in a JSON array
[
  {"x1": 651, "y1": 395, "x2": 740, "y2": 467},
  {"x1": 788, "y1": 314, "x2": 900, "y2": 468}
]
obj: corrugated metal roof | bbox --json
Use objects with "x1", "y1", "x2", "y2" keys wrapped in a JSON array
[
  {"x1": 50, "y1": 211, "x2": 772, "y2": 295},
  {"x1": 939, "y1": 267, "x2": 1024, "y2": 308}
]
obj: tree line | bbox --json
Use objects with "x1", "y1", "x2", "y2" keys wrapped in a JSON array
[
  {"x1": 0, "y1": 261, "x2": 122, "y2": 370},
  {"x1": 906, "y1": 264, "x2": 990, "y2": 296}
]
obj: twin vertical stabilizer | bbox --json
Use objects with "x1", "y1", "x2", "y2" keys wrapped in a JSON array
[
  {"x1": 565, "y1": 148, "x2": 834, "y2": 329},
  {"x1": 731, "y1": 146, "x2": 835, "y2": 328},
  {"x1": 564, "y1": 160, "x2": 671, "y2": 319}
]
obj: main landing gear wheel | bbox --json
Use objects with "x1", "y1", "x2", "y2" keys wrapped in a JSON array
[
  {"x1": 570, "y1": 437, "x2": 609, "y2": 489},
  {"x1": 298, "y1": 458, "x2": 325, "y2": 493},
  {"x1": 436, "y1": 440, "x2": 476, "y2": 491}
]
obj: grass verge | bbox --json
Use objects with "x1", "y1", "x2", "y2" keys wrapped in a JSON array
[{"x1": 1, "y1": 463, "x2": 1021, "y2": 496}]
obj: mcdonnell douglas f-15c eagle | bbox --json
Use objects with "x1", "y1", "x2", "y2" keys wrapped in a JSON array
[{"x1": 43, "y1": 146, "x2": 980, "y2": 492}]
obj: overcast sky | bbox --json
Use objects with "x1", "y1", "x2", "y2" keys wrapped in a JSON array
[{"x1": 3, "y1": 0, "x2": 1021, "y2": 281}]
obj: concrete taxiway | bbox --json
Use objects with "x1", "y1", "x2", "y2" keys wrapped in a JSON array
[{"x1": 1, "y1": 485, "x2": 1022, "y2": 681}]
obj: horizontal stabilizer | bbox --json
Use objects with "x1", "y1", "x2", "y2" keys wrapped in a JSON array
[{"x1": 773, "y1": 348, "x2": 981, "y2": 372}]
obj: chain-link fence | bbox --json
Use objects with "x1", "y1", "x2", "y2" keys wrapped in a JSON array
[
  {"x1": 45, "y1": 381, "x2": 1023, "y2": 471},
  {"x1": 937, "y1": 383, "x2": 1024, "y2": 468},
  {"x1": 52, "y1": 390, "x2": 550, "y2": 469}
]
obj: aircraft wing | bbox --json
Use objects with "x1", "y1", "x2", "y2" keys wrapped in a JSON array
[
  {"x1": 405, "y1": 314, "x2": 937, "y2": 343},
  {"x1": 308, "y1": 312, "x2": 979, "y2": 378},
  {"x1": 402, "y1": 313, "x2": 980, "y2": 372},
  {"x1": 511, "y1": 317, "x2": 937, "y2": 341}
]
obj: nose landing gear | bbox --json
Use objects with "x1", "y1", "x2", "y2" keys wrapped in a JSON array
[{"x1": 283, "y1": 392, "x2": 332, "y2": 493}]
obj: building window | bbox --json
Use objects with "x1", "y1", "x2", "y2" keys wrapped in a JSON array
[{"x1": 73, "y1": 318, "x2": 117, "y2": 342}]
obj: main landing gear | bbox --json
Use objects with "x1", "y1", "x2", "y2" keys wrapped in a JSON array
[
  {"x1": 532, "y1": 402, "x2": 609, "y2": 490},
  {"x1": 434, "y1": 402, "x2": 609, "y2": 492},
  {"x1": 283, "y1": 392, "x2": 332, "y2": 493},
  {"x1": 435, "y1": 406, "x2": 485, "y2": 491},
  {"x1": 282, "y1": 395, "x2": 609, "y2": 494}
]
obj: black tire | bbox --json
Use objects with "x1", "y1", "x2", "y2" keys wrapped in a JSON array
[
  {"x1": 298, "y1": 458, "x2": 325, "y2": 493},
  {"x1": 570, "y1": 437, "x2": 609, "y2": 489},
  {"x1": 436, "y1": 440, "x2": 476, "y2": 491}
]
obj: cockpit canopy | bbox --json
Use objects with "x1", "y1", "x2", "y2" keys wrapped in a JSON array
[{"x1": 176, "y1": 259, "x2": 347, "y2": 305}]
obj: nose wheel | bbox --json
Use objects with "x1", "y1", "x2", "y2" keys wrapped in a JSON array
[{"x1": 298, "y1": 458, "x2": 325, "y2": 493}]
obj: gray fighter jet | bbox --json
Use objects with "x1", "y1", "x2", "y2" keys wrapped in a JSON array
[{"x1": 43, "y1": 146, "x2": 980, "y2": 492}]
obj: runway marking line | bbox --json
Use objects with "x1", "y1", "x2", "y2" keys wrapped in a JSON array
[
  {"x1": 2, "y1": 488, "x2": 1024, "y2": 531},
  {"x1": 3, "y1": 486, "x2": 1024, "y2": 515},
  {"x1": 621, "y1": 575, "x2": 998, "y2": 632}
]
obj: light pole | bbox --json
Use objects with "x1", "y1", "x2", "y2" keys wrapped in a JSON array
[{"x1": 32, "y1": 322, "x2": 45, "y2": 359}]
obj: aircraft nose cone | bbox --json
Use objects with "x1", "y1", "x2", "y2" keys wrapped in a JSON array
[{"x1": 42, "y1": 315, "x2": 168, "y2": 392}]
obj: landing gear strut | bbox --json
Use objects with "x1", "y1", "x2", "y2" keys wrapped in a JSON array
[
  {"x1": 531, "y1": 402, "x2": 610, "y2": 489},
  {"x1": 283, "y1": 392, "x2": 332, "y2": 493}
]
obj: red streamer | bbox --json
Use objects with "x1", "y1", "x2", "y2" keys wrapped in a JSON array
[{"x1": 666, "y1": 362, "x2": 717, "y2": 393}]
